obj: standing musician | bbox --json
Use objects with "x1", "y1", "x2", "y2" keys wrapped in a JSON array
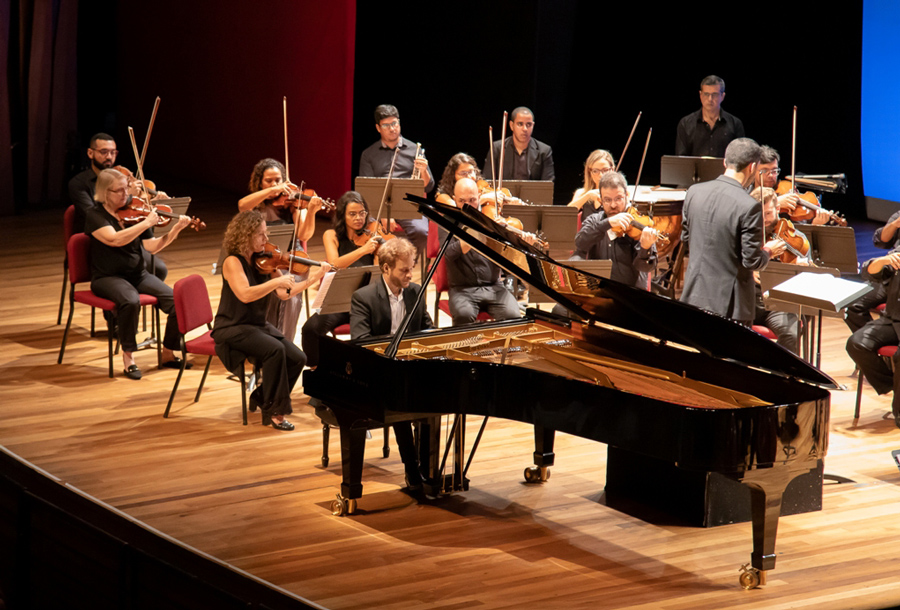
[
  {"x1": 572, "y1": 171, "x2": 658, "y2": 289},
  {"x1": 846, "y1": 246, "x2": 900, "y2": 429},
  {"x1": 844, "y1": 210, "x2": 900, "y2": 333},
  {"x1": 213, "y1": 210, "x2": 331, "y2": 431},
  {"x1": 567, "y1": 149, "x2": 616, "y2": 223},
  {"x1": 483, "y1": 107, "x2": 555, "y2": 182},
  {"x1": 675, "y1": 75, "x2": 745, "y2": 158},
  {"x1": 237, "y1": 158, "x2": 324, "y2": 341},
  {"x1": 681, "y1": 138, "x2": 786, "y2": 325},
  {"x1": 436, "y1": 153, "x2": 482, "y2": 201},
  {"x1": 751, "y1": 187, "x2": 801, "y2": 354},
  {"x1": 349, "y1": 237, "x2": 433, "y2": 489},
  {"x1": 441, "y1": 177, "x2": 522, "y2": 326},
  {"x1": 85, "y1": 169, "x2": 192, "y2": 379},
  {"x1": 358, "y1": 104, "x2": 433, "y2": 253},
  {"x1": 301, "y1": 191, "x2": 381, "y2": 368},
  {"x1": 69, "y1": 132, "x2": 168, "y2": 281},
  {"x1": 754, "y1": 146, "x2": 830, "y2": 225}
]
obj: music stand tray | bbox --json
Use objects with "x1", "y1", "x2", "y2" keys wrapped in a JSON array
[
  {"x1": 213, "y1": 221, "x2": 295, "y2": 276},
  {"x1": 804, "y1": 224, "x2": 859, "y2": 274},
  {"x1": 767, "y1": 271, "x2": 873, "y2": 313},
  {"x1": 499, "y1": 180, "x2": 554, "y2": 205},
  {"x1": 354, "y1": 177, "x2": 426, "y2": 220},
  {"x1": 312, "y1": 265, "x2": 380, "y2": 315},
  {"x1": 660, "y1": 155, "x2": 725, "y2": 188}
]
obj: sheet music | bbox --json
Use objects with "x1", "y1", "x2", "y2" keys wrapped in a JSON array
[
  {"x1": 310, "y1": 271, "x2": 337, "y2": 310},
  {"x1": 767, "y1": 272, "x2": 872, "y2": 312}
]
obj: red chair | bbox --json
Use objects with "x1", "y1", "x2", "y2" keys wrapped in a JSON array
[
  {"x1": 57, "y1": 205, "x2": 78, "y2": 325},
  {"x1": 58, "y1": 233, "x2": 160, "y2": 378},
  {"x1": 751, "y1": 325, "x2": 778, "y2": 341},
  {"x1": 854, "y1": 345, "x2": 898, "y2": 420},
  {"x1": 163, "y1": 274, "x2": 252, "y2": 425}
]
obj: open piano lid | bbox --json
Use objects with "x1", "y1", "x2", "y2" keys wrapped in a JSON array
[{"x1": 407, "y1": 193, "x2": 837, "y2": 389}]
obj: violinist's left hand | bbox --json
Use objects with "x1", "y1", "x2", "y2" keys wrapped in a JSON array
[
  {"x1": 777, "y1": 193, "x2": 798, "y2": 213},
  {"x1": 308, "y1": 195, "x2": 324, "y2": 215},
  {"x1": 173, "y1": 214, "x2": 193, "y2": 232},
  {"x1": 811, "y1": 209, "x2": 830, "y2": 225},
  {"x1": 151, "y1": 190, "x2": 170, "y2": 200},
  {"x1": 639, "y1": 227, "x2": 659, "y2": 249}
]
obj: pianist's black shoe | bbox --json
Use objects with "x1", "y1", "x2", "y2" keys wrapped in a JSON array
[{"x1": 404, "y1": 465, "x2": 425, "y2": 492}]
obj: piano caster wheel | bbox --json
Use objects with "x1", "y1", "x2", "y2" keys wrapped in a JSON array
[
  {"x1": 739, "y1": 564, "x2": 765, "y2": 590},
  {"x1": 524, "y1": 466, "x2": 550, "y2": 483},
  {"x1": 331, "y1": 494, "x2": 357, "y2": 517}
]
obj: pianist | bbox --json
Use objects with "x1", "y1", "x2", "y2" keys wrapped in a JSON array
[{"x1": 349, "y1": 237, "x2": 433, "y2": 489}]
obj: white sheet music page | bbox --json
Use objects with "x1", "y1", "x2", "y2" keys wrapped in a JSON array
[
  {"x1": 768, "y1": 272, "x2": 872, "y2": 312},
  {"x1": 310, "y1": 271, "x2": 337, "y2": 310}
]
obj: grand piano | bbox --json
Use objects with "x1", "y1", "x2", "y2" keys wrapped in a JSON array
[{"x1": 303, "y1": 195, "x2": 834, "y2": 589}]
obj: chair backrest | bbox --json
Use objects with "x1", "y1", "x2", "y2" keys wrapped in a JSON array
[
  {"x1": 173, "y1": 274, "x2": 214, "y2": 334},
  {"x1": 67, "y1": 233, "x2": 93, "y2": 285},
  {"x1": 426, "y1": 220, "x2": 440, "y2": 259},
  {"x1": 576, "y1": 209, "x2": 583, "y2": 233},
  {"x1": 432, "y1": 257, "x2": 448, "y2": 294},
  {"x1": 63, "y1": 205, "x2": 77, "y2": 243}
]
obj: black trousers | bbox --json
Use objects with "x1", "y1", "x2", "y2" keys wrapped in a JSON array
[
  {"x1": 91, "y1": 271, "x2": 178, "y2": 354},
  {"x1": 845, "y1": 281, "x2": 887, "y2": 333},
  {"x1": 846, "y1": 317, "x2": 900, "y2": 395},
  {"x1": 301, "y1": 312, "x2": 349, "y2": 368}
]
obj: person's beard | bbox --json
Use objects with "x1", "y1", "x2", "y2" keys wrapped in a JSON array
[{"x1": 92, "y1": 157, "x2": 113, "y2": 171}]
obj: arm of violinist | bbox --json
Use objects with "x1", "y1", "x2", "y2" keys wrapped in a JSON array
[
  {"x1": 323, "y1": 229, "x2": 378, "y2": 269},
  {"x1": 274, "y1": 261, "x2": 332, "y2": 301},
  {"x1": 294, "y1": 202, "x2": 321, "y2": 243},
  {"x1": 777, "y1": 192, "x2": 798, "y2": 214},
  {"x1": 865, "y1": 251, "x2": 900, "y2": 278},
  {"x1": 634, "y1": 228, "x2": 658, "y2": 272},
  {"x1": 143, "y1": 215, "x2": 192, "y2": 254},
  {"x1": 222, "y1": 255, "x2": 292, "y2": 303},
  {"x1": 742, "y1": 203, "x2": 771, "y2": 270},
  {"x1": 91, "y1": 213, "x2": 158, "y2": 248},
  {"x1": 810, "y1": 209, "x2": 831, "y2": 225},
  {"x1": 574, "y1": 213, "x2": 613, "y2": 253},
  {"x1": 567, "y1": 188, "x2": 599, "y2": 209},
  {"x1": 875, "y1": 211, "x2": 900, "y2": 248},
  {"x1": 237, "y1": 183, "x2": 295, "y2": 212}
]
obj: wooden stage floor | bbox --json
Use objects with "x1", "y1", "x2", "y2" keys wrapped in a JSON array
[{"x1": 3, "y1": 200, "x2": 900, "y2": 609}]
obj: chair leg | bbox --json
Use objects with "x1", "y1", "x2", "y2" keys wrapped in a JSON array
[
  {"x1": 239, "y1": 361, "x2": 249, "y2": 425},
  {"x1": 855, "y1": 371, "x2": 864, "y2": 420},
  {"x1": 57, "y1": 294, "x2": 75, "y2": 364},
  {"x1": 164, "y1": 357, "x2": 189, "y2": 418},
  {"x1": 106, "y1": 316, "x2": 115, "y2": 378},
  {"x1": 322, "y1": 424, "x2": 330, "y2": 467},
  {"x1": 91, "y1": 307, "x2": 96, "y2": 337},
  {"x1": 142, "y1": 304, "x2": 148, "y2": 332},
  {"x1": 194, "y1": 356, "x2": 213, "y2": 402},
  {"x1": 383, "y1": 426, "x2": 390, "y2": 458},
  {"x1": 155, "y1": 305, "x2": 162, "y2": 367},
  {"x1": 57, "y1": 260, "x2": 68, "y2": 325}
]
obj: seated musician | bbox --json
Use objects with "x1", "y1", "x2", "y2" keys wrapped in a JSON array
[
  {"x1": 436, "y1": 153, "x2": 482, "y2": 203},
  {"x1": 442, "y1": 177, "x2": 522, "y2": 326},
  {"x1": 846, "y1": 246, "x2": 900, "y2": 428},
  {"x1": 572, "y1": 171, "x2": 658, "y2": 289},
  {"x1": 237, "y1": 158, "x2": 324, "y2": 341},
  {"x1": 301, "y1": 191, "x2": 381, "y2": 367},
  {"x1": 483, "y1": 107, "x2": 555, "y2": 182},
  {"x1": 213, "y1": 210, "x2": 331, "y2": 431},
  {"x1": 755, "y1": 145, "x2": 830, "y2": 226},
  {"x1": 349, "y1": 237, "x2": 433, "y2": 489},
  {"x1": 751, "y1": 186, "x2": 801, "y2": 354},
  {"x1": 845, "y1": 211, "x2": 900, "y2": 332},
  {"x1": 85, "y1": 169, "x2": 192, "y2": 379},
  {"x1": 69, "y1": 132, "x2": 168, "y2": 281},
  {"x1": 567, "y1": 149, "x2": 615, "y2": 223}
]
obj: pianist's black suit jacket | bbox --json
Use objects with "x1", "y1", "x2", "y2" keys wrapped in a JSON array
[{"x1": 349, "y1": 279, "x2": 433, "y2": 341}]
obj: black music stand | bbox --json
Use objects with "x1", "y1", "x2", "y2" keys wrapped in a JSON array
[
  {"x1": 498, "y1": 180, "x2": 554, "y2": 205},
  {"x1": 149, "y1": 197, "x2": 191, "y2": 237},
  {"x1": 353, "y1": 177, "x2": 426, "y2": 221},
  {"x1": 660, "y1": 155, "x2": 725, "y2": 188},
  {"x1": 213, "y1": 222, "x2": 295, "y2": 276},
  {"x1": 310, "y1": 265, "x2": 380, "y2": 315},
  {"x1": 804, "y1": 224, "x2": 859, "y2": 274},
  {"x1": 766, "y1": 269, "x2": 872, "y2": 367}
]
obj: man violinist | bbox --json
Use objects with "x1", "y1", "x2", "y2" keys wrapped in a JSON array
[
  {"x1": 358, "y1": 104, "x2": 433, "y2": 253},
  {"x1": 675, "y1": 75, "x2": 745, "y2": 158},
  {"x1": 844, "y1": 208, "x2": 900, "y2": 333},
  {"x1": 754, "y1": 146, "x2": 830, "y2": 226},
  {"x1": 68, "y1": 132, "x2": 169, "y2": 281},
  {"x1": 572, "y1": 171, "x2": 658, "y2": 289},
  {"x1": 483, "y1": 107, "x2": 555, "y2": 182}
]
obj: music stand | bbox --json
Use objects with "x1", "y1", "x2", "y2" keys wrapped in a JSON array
[
  {"x1": 804, "y1": 224, "x2": 859, "y2": 273},
  {"x1": 151, "y1": 197, "x2": 191, "y2": 237},
  {"x1": 213, "y1": 222, "x2": 296, "y2": 276},
  {"x1": 765, "y1": 268, "x2": 872, "y2": 366},
  {"x1": 354, "y1": 177, "x2": 426, "y2": 220},
  {"x1": 500, "y1": 204, "x2": 541, "y2": 233},
  {"x1": 660, "y1": 155, "x2": 725, "y2": 188},
  {"x1": 539, "y1": 205, "x2": 579, "y2": 260},
  {"x1": 528, "y1": 259, "x2": 612, "y2": 304},
  {"x1": 500, "y1": 180, "x2": 554, "y2": 205},
  {"x1": 311, "y1": 265, "x2": 380, "y2": 315}
]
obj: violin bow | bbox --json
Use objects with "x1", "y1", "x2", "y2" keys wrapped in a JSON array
[
  {"x1": 631, "y1": 128, "x2": 652, "y2": 206},
  {"x1": 138, "y1": 97, "x2": 160, "y2": 168},
  {"x1": 283, "y1": 96, "x2": 291, "y2": 184},
  {"x1": 790, "y1": 105, "x2": 797, "y2": 195},
  {"x1": 495, "y1": 110, "x2": 508, "y2": 213},
  {"x1": 615, "y1": 111, "x2": 642, "y2": 172},
  {"x1": 488, "y1": 126, "x2": 496, "y2": 197},
  {"x1": 372, "y1": 143, "x2": 402, "y2": 230},
  {"x1": 127, "y1": 126, "x2": 153, "y2": 206}
]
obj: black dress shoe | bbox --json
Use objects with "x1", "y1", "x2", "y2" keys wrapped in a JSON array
[
  {"x1": 270, "y1": 419, "x2": 295, "y2": 431},
  {"x1": 404, "y1": 467, "x2": 424, "y2": 491},
  {"x1": 160, "y1": 358, "x2": 193, "y2": 370},
  {"x1": 123, "y1": 364, "x2": 142, "y2": 380}
]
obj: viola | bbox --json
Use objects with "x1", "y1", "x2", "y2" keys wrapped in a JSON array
[
  {"x1": 773, "y1": 218, "x2": 810, "y2": 264},
  {"x1": 352, "y1": 218, "x2": 396, "y2": 247},
  {"x1": 116, "y1": 197, "x2": 206, "y2": 231},
  {"x1": 252, "y1": 242, "x2": 321, "y2": 275},
  {"x1": 477, "y1": 200, "x2": 547, "y2": 248},
  {"x1": 611, "y1": 207, "x2": 670, "y2": 247},
  {"x1": 272, "y1": 185, "x2": 336, "y2": 213}
]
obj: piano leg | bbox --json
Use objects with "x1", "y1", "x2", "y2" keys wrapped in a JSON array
[
  {"x1": 331, "y1": 426, "x2": 368, "y2": 516},
  {"x1": 737, "y1": 460, "x2": 818, "y2": 589},
  {"x1": 525, "y1": 426, "x2": 555, "y2": 483}
]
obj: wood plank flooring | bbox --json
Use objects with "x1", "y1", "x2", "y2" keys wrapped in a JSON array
[{"x1": 3, "y1": 195, "x2": 900, "y2": 609}]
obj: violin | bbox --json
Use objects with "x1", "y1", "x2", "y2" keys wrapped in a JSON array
[
  {"x1": 611, "y1": 207, "x2": 670, "y2": 247},
  {"x1": 774, "y1": 179, "x2": 847, "y2": 226},
  {"x1": 477, "y1": 199, "x2": 547, "y2": 248},
  {"x1": 773, "y1": 218, "x2": 811, "y2": 264},
  {"x1": 352, "y1": 218, "x2": 396, "y2": 247},
  {"x1": 116, "y1": 197, "x2": 206, "y2": 231},
  {"x1": 252, "y1": 242, "x2": 321, "y2": 275},
  {"x1": 272, "y1": 185, "x2": 336, "y2": 213}
]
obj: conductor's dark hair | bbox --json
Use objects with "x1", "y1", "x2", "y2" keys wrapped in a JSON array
[{"x1": 724, "y1": 138, "x2": 761, "y2": 171}]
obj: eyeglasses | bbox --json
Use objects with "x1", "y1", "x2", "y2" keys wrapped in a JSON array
[
  {"x1": 456, "y1": 169, "x2": 477, "y2": 178},
  {"x1": 700, "y1": 92, "x2": 722, "y2": 99},
  {"x1": 346, "y1": 210, "x2": 368, "y2": 218},
  {"x1": 107, "y1": 187, "x2": 126, "y2": 195},
  {"x1": 590, "y1": 167, "x2": 613, "y2": 177},
  {"x1": 601, "y1": 196, "x2": 627, "y2": 206},
  {"x1": 761, "y1": 168, "x2": 781, "y2": 176},
  {"x1": 92, "y1": 148, "x2": 119, "y2": 157},
  {"x1": 379, "y1": 120, "x2": 399, "y2": 130}
]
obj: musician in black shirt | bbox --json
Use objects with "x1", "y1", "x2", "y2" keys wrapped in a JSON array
[{"x1": 675, "y1": 75, "x2": 744, "y2": 158}]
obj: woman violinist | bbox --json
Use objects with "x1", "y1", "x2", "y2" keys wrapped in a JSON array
[
  {"x1": 567, "y1": 149, "x2": 615, "y2": 222},
  {"x1": 436, "y1": 153, "x2": 482, "y2": 205},
  {"x1": 84, "y1": 169, "x2": 193, "y2": 379},
  {"x1": 238, "y1": 158, "x2": 324, "y2": 341},
  {"x1": 301, "y1": 191, "x2": 381, "y2": 367},
  {"x1": 213, "y1": 210, "x2": 331, "y2": 430}
]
